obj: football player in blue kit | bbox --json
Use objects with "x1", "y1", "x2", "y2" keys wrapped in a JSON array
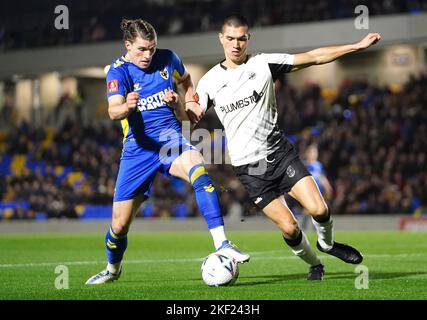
[
  {"x1": 300, "y1": 144, "x2": 333, "y2": 230},
  {"x1": 86, "y1": 19, "x2": 249, "y2": 284},
  {"x1": 304, "y1": 144, "x2": 333, "y2": 199}
]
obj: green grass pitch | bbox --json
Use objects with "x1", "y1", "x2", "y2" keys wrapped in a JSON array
[{"x1": 1, "y1": 230, "x2": 426, "y2": 300}]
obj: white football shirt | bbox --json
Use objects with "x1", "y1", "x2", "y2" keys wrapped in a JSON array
[{"x1": 196, "y1": 53, "x2": 294, "y2": 166}]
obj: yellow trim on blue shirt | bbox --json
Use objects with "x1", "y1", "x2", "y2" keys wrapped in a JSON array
[
  {"x1": 107, "y1": 94, "x2": 125, "y2": 100},
  {"x1": 172, "y1": 69, "x2": 184, "y2": 82},
  {"x1": 121, "y1": 118, "x2": 129, "y2": 144}
]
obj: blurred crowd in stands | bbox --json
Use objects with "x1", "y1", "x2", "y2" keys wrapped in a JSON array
[
  {"x1": 275, "y1": 74, "x2": 427, "y2": 215},
  {"x1": 0, "y1": 119, "x2": 122, "y2": 219},
  {"x1": 1, "y1": 73, "x2": 426, "y2": 220},
  {"x1": 1, "y1": 0, "x2": 426, "y2": 51}
]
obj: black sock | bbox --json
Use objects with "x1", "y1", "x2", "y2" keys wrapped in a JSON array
[
  {"x1": 283, "y1": 230, "x2": 303, "y2": 247},
  {"x1": 312, "y1": 209, "x2": 331, "y2": 224}
]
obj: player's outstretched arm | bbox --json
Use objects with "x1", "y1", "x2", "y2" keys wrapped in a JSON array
[
  {"x1": 108, "y1": 92, "x2": 139, "y2": 120},
  {"x1": 291, "y1": 33, "x2": 381, "y2": 72}
]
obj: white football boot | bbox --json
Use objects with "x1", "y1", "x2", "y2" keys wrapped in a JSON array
[
  {"x1": 216, "y1": 240, "x2": 250, "y2": 263},
  {"x1": 85, "y1": 268, "x2": 122, "y2": 285}
]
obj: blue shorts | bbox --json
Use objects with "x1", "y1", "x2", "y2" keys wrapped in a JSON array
[{"x1": 113, "y1": 133, "x2": 195, "y2": 202}]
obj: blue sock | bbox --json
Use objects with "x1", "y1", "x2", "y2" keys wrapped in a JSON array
[
  {"x1": 105, "y1": 226, "x2": 128, "y2": 264},
  {"x1": 189, "y1": 164, "x2": 224, "y2": 229}
]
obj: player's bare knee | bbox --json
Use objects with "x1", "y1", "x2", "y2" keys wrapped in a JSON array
[
  {"x1": 308, "y1": 203, "x2": 329, "y2": 220},
  {"x1": 278, "y1": 219, "x2": 300, "y2": 239},
  {"x1": 111, "y1": 221, "x2": 129, "y2": 235}
]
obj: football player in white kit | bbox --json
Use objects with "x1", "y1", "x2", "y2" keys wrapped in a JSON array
[{"x1": 194, "y1": 15, "x2": 381, "y2": 280}]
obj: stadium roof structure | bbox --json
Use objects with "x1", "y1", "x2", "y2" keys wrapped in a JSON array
[{"x1": 0, "y1": 13, "x2": 426, "y2": 79}]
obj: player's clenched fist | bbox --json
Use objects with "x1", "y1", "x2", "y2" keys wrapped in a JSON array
[
  {"x1": 356, "y1": 33, "x2": 381, "y2": 50},
  {"x1": 161, "y1": 90, "x2": 179, "y2": 109},
  {"x1": 126, "y1": 92, "x2": 139, "y2": 111}
]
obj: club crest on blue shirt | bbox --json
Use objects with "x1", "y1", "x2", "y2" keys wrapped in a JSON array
[
  {"x1": 133, "y1": 83, "x2": 142, "y2": 91},
  {"x1": 160, "y1": 68, "x2": 169, "y2": 80}
]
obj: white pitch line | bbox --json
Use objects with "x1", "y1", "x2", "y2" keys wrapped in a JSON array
[
  {"x1": 0, "y1": 250, "x2": 283, "y2": 268},
  {"x1": 0, "y1": 252, "x2": 426, "y2": 269}
]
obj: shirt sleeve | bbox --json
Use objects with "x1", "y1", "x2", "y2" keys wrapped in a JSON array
[
  {"x1": 106, "y1": 68, "x2": 127, "y2": 99},
  {"x1": 169, "y1": 50, "x2": 187, "y2": 83},
  {"x1": 262, "y1": 53, "x2": 295, "y2": 81},
  {"x1": 196, "y1": 76, "x2": 214, "y2": 113}
]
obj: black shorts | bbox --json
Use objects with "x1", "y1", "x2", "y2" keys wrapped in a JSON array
[{"x1": 232, "y1": 138, "x2": 311, "y2": 209}]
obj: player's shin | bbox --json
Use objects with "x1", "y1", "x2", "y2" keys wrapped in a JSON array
[
  {"x1": 284, "y1": 230, "x2": 322, "y2": 266},
  {"x1": 312, "y1": 211, "x2": 334, "y2": 250},
  {"x1": 105, "y1": 226, "x2": 128, "y2": 273},
  {"x1": 189, "y1": 164, "x2": 226, "y2": 249}
]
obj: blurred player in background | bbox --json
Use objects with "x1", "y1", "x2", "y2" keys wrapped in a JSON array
[
  {"x1": 86, "y1": 18, "x2": 249, "y2": 285},
  {"x1": 304, "y1": 144, "x2": 333, "y2": 199},
  {"x1": 195, "y1": 15, "x2": 380, "y2": 280},
  {"x1": 300, "y1": 144, "x2": 333, "y2": 230}
]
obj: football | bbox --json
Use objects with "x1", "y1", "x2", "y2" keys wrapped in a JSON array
[{"x1": 201, "y1": 252, "x2": 239, "y2": 286}]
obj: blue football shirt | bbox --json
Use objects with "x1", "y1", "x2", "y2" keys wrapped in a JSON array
[
  {"x1": 106, "y1": 49, "x2": 186, "y2": 148},
  {"x1": 305, "y1": 160, "x2": 325, "y2": 194}
]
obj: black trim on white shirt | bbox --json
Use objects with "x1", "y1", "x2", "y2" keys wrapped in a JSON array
[{"x1": 268, "y1": 63, "x2": 293, "y2": 82}]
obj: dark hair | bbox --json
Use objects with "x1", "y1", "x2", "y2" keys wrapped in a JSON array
[
  {"x1": 120, "y1": 18, "x2": 157, "y2": 42},
  {"x1": 221, "y1": 14, "x2": 249, "y2": 32}
]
